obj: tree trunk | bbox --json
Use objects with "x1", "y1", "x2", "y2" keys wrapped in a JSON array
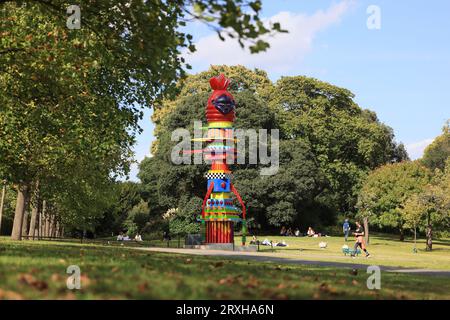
[
  {"x1": 413, "y1": 227, "x2": 417, "y2": 253},
  {"x1": 49, "y1": 215, "x2": 55, "y2": 238},
  {"x1": 28, "y1": 204, "x2": 39, "y2": 240},
  {"x1": 399, "y1": 228, "x2": 405, "y2": 241},
  {"x1": 426, "y1": 225, "x2": 433, "y2": 251},
  {"x1": 45, "y1": 216, "x2": 50, "y2": 237},
  {"x1": 0, "y1": 184, "x2": 6, "y2": 235},
  {"x1": 55, "y1": 221, "x2": 60, "y2": 238},
  {"x1": 52, "y1": 217, "x2": 57, "y2": 238},
  {"x1": 41, "y1": 200, "x2": 46, "y2": 238},
  {"x1": 38, "y1": 207, "x2": 42, "y2": 239},
  {"x1": 22, "y1": 210, "x2": 29, "y2": 238},
  {"x1": 363, "y1": 217, "x2": 369, "y2": 244},
  {"x1": 28, "y1": 181, "x2": 40, "y2": 240},
  {"x1": 44, "y1": 210, "x2": 50, "y2": 237},
  {"x1": 11, "y1": 184, "x2": 30, "y2": 240}
]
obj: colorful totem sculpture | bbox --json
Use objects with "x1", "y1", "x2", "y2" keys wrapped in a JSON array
[{"x1": 196, "y1": 74, "x2": 247, "y2": 245}]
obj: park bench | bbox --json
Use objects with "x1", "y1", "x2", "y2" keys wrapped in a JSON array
[{"x1": 342, "y1": 247, "x2": 361, "y2": 256}]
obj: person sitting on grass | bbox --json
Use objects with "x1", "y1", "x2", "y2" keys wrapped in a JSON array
[
  {"x1": 135, "y1": 234, "x2": 143, "y2": 242},
  {"x1": 294, "y1": 228, "x2": 301, "y2": 237},
  {"x1": 307, "y1": 227, "x2": 315, "y2": 237},
  {"x1": 286, "y1": 228, "x2": 293, "y2": 237},
  {"x1": 117, "y1": 232, "x2": 124, "y2": 241},
  {"x1": 280, "y1": 226, "x2": 287, "y2": 236},
  {"x1": 250, "y1": 235, "x2": 259, "y2": 245},
  {"x1": 351, "y1": 221, "x2": 371, "y2": 258}
]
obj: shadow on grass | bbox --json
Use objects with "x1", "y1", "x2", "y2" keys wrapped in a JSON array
[{"x1": 369, "y1": 234, "x2": 450, "y2": 246}]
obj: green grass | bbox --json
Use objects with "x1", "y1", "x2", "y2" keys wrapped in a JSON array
[
  {"x1": 0, "y1": 237, "x2": 449, "y2": 300},
  {"x1": 240, "y1": 234, "x2": 450, "y2": 270}
]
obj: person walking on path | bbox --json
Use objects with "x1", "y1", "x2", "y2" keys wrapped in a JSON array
[
  {"x1": 343, "y1": 219, "x2": 350, "y2": 242},
  {"x1": 351, "y1": 221, "x2": 371, "y2": 258}
]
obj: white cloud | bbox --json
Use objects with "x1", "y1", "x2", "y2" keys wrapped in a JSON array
[
  {"x1": 184, "y1": 0, "x2": 355, "y2": 75},
  {"x1": 406, "y1": 139, "x2": 434, "y2": 160}
]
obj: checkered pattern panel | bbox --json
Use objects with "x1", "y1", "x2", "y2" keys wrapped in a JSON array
[{"x1": 205, "y1": 173, "x2": 233, "y2": 180}]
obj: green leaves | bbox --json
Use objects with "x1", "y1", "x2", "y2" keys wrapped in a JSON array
[
  {"x1": 401, "y1": 159, "x2": 450, "y2": 235},
  {"x1": 249, "y1": 40, "x2": 270, "y2": 54},
  {"x1": 1, "y1": 0, "x2": 283, "y2": 234},
  {"x1": 183, "y1": 0, "x2": 286, "y2": 54},
  {"x1": 143, "y1": 65, "x2": 404, "y2": 229},
  {"x1": 357, "y1": 162, "x2": 433, "y2": 233},
  {"x1": 269, "y1": 76, "x2": 408, "y2": 214},
  {"x1": 421, "y1": 120, "x2": 450, "y2": 171}
]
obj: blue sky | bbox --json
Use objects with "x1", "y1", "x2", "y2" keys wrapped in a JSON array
[{"x1": 127, "y1": 0, "x2": 450, "y2": 181}]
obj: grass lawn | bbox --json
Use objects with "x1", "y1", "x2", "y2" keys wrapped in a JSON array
[
  {"x1": 0, "y1": 237, "x2": 449, "y2": 300},
  {"x1": 241, "y1": 234, "x2": 450, "y2": 270}
]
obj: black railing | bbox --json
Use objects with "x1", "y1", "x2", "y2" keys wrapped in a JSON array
[{"x1": 18, "y1": 234, "x2": 186, "y2": 248}]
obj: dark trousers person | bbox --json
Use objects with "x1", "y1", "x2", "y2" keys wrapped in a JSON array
[{"x1": 344, "y1": 229, "x2": 350, "y2": 241}]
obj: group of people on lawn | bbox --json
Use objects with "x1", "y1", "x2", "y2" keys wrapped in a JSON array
[
  {"x1": 115, "y1": 219, "x2": 370, "y2": 258},
  {"x1": 253, "y1": 219, "x2": 371, "y2": 258},
  {"x1": 279, "y1": 226, "x2": 327, "y2": 238},
  {"x1": 116, "y1": 232, "x2": 143, "y2": 242}
]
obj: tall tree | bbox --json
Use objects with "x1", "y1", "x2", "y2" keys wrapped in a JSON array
[
  {"x1": 0, "y1": 182, "x2": 6, "y2": 233},
  {"x1": 269, "y1": 76, "x2": 409, "y2": 214},
  {"x1": 357, "y1": 161, "x2": 432, "y2": 240},
  {"x1": 422, "y1": 121, "x2": 450, "y2": 171},
  {"x1": 1, "y1": 1, "x2": 283, "y2": 239},
  {"x1": 141, "y1": 66, "x2": 406, "y2": 231},
  {"x1": 402, "y1": 158, "x2": 450, "y2": 250}
]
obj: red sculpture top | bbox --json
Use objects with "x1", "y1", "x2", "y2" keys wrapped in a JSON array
[{"x1": 206, "y1": 74, "x2": 236, "y2": 123}]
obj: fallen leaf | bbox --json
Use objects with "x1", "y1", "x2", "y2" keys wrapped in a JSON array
[
  {"x1": 80, "y1": 274, "x2": 91, "y2": 288},
  {"x1": 19, "y1": 274, "x2": 36, "y2": 285},
  {"x1": 273, "y1": 293, "x2": 288, "y2": 300},
  {"x1": 18, "y1": 273, "x2": 48, "y2": 291},
  {"x1": 277, "y1": 283, "x2": 287, "y2": 289},
  {"x1": 318, "y1": 282, "x2": 339, "y2": 296},
  {"x1": 0, "y1": 289, "x2": 24, "y2": 300},
  {"x1": 215, "y1": 292, "x2": 230, "y2": 299},
  {"x1": 60, "y1": 292, "x2": 77, "y2": 300},
  {"x1": 246, "y1": 276, "x2": 260, "y2": 288},
  {"x1": 138, "y1": 282, "x2": 149, "y2": 293},
  {"x1": 50, "y1": 273, "x2": 63, "y2": 283},
  {"x1": 218, "y1": 275, "x2": 236, "y2": 285}
]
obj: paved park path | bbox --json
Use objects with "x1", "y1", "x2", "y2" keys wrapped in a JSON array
[{"x1": 133, "y1": 246, "x2": 450, "y2": 277}]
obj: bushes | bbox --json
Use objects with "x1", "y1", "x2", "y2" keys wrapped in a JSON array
[{"x1": 167, "y1": 196, "x2": 202, "y2": 236}]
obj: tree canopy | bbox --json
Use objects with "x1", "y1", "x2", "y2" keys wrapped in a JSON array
[
  {"x1": 357, "y1": 161, "x2": 433, "y2": 240},
  {"x1": 0, "y1": 1, "x2": 282, "y2": 239},
  {"x1": 141, "y1": 65, "x2": 408, "y2": 233},
  {"x1": 422, "y1": 121, "x2": 450, "y2": 171}
]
